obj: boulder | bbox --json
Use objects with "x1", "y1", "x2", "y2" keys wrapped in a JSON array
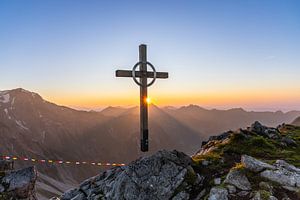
[
  {"x1": 260, "y1": 169, "x2": 300, "y2": 191},
  {"x1": 224, "y1": 169, "x2": 251, "y2": 190},
  {"x1": 226, "y1": 185, "x2": 236, "y2": 194},
  {"x1": 274, "y1": 160, "x2": 300, "y2": 173},
  {"x1": 208, "y1": 131, "x2": 231, "y2": 142},
  {"x1": 208, "y1": 187, "x2": 228, "y2": 200},
  {"x1": 242, "y1": 155, "x2": 275, "y2": 172},
  {"x1": 214, "y1": 178, "x2": 221, "y2": 185},
  {"x1": 242, "y1": 155, "x2": 300, "y2": 192},
  {"x1": 58, "y1": 150, "x2": 199, "y2": 200},
  {"x1": 281, "y1": 137, "x2": 297, "y2": 147},
  {"x1": 250, "y1": 121, "x2": 267, "y2": 134},
  {"x1": 250, "y1": 121, "x2": 280, "y2": 139},
  {"x1": 0, "y1": 166, "x2": 37, "y2": 199}
]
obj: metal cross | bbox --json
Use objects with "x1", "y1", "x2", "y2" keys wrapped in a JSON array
[{"x1": 115, "y1": 44, "x2": 169, "y2": 152}]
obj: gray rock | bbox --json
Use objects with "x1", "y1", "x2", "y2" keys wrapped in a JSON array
[
  {"x1": 259, "y1": 181, "x2": 272, "y2": 192},
  {"x1": 237, "y1": 191, "x2": 249, "y2": 197},
  {"x1": 208, "y1": 131, "x2": 231, "y2": 142},
  {"x1": 0, "y1": 184, "x2": 4, "y2": 193},
  {"x1": 274, "y1": 160, "x2": 300, "y2": 173},
  {"x1": 171, "y1": 191, "x2": 189, "y2": 200},
  {"x1": 226, "y1": 185, "x2": 236, "y2": 194},
  {"x1": 282, "y1": 185, "x2": 300, "y2": 192},
  {"x1": 250, "y1": 121, "x2": 280, "y2": 139},
  {"x1": 60, "y1": 188, "x2": 81, "y2": 200},
  {"x1": 250, "y1": 121, "x2": 267, "y2": 134},
  {"x1": 242, "y1": 155, "x2": 275, "y2": 172},
  {"x1": 208, "y1": 187, "x2": 228, "y2": 200},
  {"x1": 242, "y1": 156, "x2": 300, "y2": 192},
  {"x1": 59, "y1": 150, "x2": 196, "y2": 200},
  {"x1": 260, "y1": 169, "x2": 300, "y2": 191},
  {"x1": 214, "y1": 178, "x2": 221, "y2": 185},
  {"x1": 269, "y1": 196, "x2": 278, "y2": 200},
  {"x1": 281, "y1": 137, "x2": 297, "y2": 147},
  {"x1": 0, "y1": 166, "x2": 37, "y2": 199},
  {"x1": 224, "y1": 169, "x2": 251, "y2": 190}
]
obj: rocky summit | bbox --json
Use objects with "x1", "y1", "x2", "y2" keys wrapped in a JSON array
[
  {"x1": 1, "y1": 122, "x2": 299, "y2": 199},
  {"x1": 50, "y1": 122, "x2": 300, "y2": 200}
]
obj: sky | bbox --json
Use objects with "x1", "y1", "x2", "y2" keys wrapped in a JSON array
[{"x1": 0, "y1": 0, "x2": 299, "y2": 111}]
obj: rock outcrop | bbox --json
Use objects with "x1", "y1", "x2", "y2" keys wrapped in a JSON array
[
  {"x1": 224, "y1": 169, "x2": 251, "y2": 191},
  {"x1": 0, "y1": 160, "x2": 37, "y2": 200},
  {"x1": 250, "y1": 121, "x2": 281, "y2": 139},
  {"x1": 242, "y1": 155, "x2": 300, "y2": 192},
  {"x1": 241, "y1": 155, "x2": 275, "y2": 172},
  {"x1": 56, "y1": 150, "x2": 202, "y2": 200},
  {"x1": 208, "y1": 187, "x2": 228, "y2": 200}
]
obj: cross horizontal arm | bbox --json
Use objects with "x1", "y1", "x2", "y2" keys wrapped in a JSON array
[{"x1": 116, "y1": 70, "x2": 168, "y2": 79}]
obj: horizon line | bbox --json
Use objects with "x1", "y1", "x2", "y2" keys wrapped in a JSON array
[{"x1": 1, "y1": 87, "x2": 299, "y2": 113}]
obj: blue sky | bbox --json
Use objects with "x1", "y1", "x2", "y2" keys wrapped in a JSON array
[{"x1": 0, "y1": 0, "x2": 299, "y2": 111}]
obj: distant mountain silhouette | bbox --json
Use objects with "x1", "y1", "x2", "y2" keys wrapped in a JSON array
[
  {"x1": 100, "y1": 106, "x2": 132, "y2": 117},
  {"x1": 163, "y1": 104, "x2": 300, "y2": 138}
]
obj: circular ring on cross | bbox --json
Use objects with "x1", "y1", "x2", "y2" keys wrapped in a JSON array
[{"x1": 132, "y1": 61, "x2": 157, "y2": 87}]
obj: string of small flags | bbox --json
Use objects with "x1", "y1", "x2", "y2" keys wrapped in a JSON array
[{"x1": 1, "y1": 155, "x2": 126, "y2": 167}]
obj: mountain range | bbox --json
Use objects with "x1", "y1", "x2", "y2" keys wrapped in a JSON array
[{"x1": 0, "y1": 88, "x2": 299, "y2": 199}]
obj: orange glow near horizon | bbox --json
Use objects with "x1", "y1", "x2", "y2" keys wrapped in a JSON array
[{"x1": 41, "y1": 87, "x2": 300, "y2": 111}]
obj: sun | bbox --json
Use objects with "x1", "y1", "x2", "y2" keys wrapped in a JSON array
[{"x1": 146, "y1": 97, "x2": 152, "y2": 104}]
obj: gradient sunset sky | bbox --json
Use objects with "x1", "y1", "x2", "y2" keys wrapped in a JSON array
[{"x1": 0, "y1": 0, "x2": 299, "y2": 111}]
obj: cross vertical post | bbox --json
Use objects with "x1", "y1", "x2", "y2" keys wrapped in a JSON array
[
  {"x1": 115, "y1": 44, "x2": 169, "y2": 152},
  {"x1": 139, "y1": 44, "x2": 148, "y2": 152}
]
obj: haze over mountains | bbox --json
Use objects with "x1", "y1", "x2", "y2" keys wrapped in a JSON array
[
  {"x1": 293, "y1": 116, "x2": 300, "y2": 126},
  {"x1": 163, "y1": 105, "x2": 300, "y2": 136},
  {"x1": 0, "y1": 88, "x2": 299, "y2": 199}
]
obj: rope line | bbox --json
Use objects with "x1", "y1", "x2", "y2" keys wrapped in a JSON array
[{"x1": 1, "y1": 155, "x2": 126, "y2": 167}]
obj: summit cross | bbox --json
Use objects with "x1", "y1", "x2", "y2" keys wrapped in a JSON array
[{"x1": 115, "y1": 44, "x2": 169, "y2": 152}]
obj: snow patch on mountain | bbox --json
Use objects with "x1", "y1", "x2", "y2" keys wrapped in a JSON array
[
  {"x1": 0, "y1": 92, "x2": 10, "y2": 103},
  {"x1": 3, "y1": 108, "x2": 12, "y2": 119},
  {"x1": 15, "y1": 120, "x2": 29, "y2": 130},
  {"x1": 11, "y1": 97, "x2": 15, "y2": 105}
]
